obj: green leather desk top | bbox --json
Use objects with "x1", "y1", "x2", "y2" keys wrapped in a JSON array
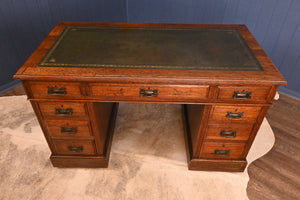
[{"x1": 38, "y1": 26, "x2": 263, "y2": 71}]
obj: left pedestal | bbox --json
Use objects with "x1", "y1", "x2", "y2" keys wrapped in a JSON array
[{"x1": 30, "y1": 100, "x2": 119, "y2": 168}]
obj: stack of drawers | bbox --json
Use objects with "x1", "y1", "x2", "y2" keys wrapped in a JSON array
[
  {"x1": 201, "y1": 105, "x2": 262, "y2": 159},
  {"x1": 186, "y1": 85, "x2": 275, "y2": 171},
  {"x1": 39, "y1": 101, "x2": 96, "y2": 156}
]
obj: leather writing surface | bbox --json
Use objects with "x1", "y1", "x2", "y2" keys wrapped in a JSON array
[{"x1": 39, "y1": 26, "x2": 262, "y2": 71}]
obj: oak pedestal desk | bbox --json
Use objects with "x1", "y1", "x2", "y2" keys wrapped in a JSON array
[{"x1": 14, "y1": 22, "x2": 286, "y2": 172}]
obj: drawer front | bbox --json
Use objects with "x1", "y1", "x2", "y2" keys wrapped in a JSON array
[
  {"x1": 90, "y1": 83, "x2": 209, "y2": 102},
  {"x1": 52, "y1": 139, "x2": 96, "y2": 155},
  {"x1": 217, "y1": 86, "x2": 271, "y2": 102},
  {"x1": 205, "y1": 124, "x2": 254, "y2": 141},
  {"x1": 210, "y1": 106, "x2": 261, "y2": 122},
  {"x1": 45, "y1": 120, "x2": 92, "y2": 137},
  {"x1": 38, "y1": 102, "x2": 88, "y2": 119},
  {"x1": 200, "y1": 142, "x2": 246, "y2": 159},
  {"x1": 29, "y1": 81, "x2": 83, "y2": 99}
]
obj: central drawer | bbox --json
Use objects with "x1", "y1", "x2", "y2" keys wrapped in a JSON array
[{"x1": 89, "y1": 83, "x2": 209, "y2": 102}]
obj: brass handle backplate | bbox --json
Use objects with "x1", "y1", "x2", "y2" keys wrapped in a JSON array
[
  {"x1": 68, "y1": 145, "x2": 83, "y2": 153},
  {"x1": 140, "y1": 88, "x2": 158, "y2": 97},
  {"x1": 220, "y1": 130, "x2": 237, "y2": 138},
  {"x1": 55, "y1": 108, "x2": 73, "y2": 116},
  {"x1": 61, "y1": 126, "x2": 77, "y2": 134},
  {"x1": 48, "y1": 86, "x2": 67, "y2": 96},
  {"x1": 233, "y1": 90, "x2": 252, "y2": 99},
  {"x1": 226, "y1": 112, "x2": 244, "y2": 120},
  {"x1": 214, "y1": 149, "x2": 230, "y2": 157}
]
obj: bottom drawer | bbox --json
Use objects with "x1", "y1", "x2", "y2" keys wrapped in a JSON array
[
  {"x1": 200, "y1": 142, "x2": 246, "y2": 159},
  {"x1": 52, "y1": 139, "x2": 97, "y2": 155}
]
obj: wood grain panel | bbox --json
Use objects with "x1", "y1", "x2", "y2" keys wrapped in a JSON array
[
  {"x1": 87, "y1": 102, "x2": 115, "y2": 155},
  {"x1": 185, "y1": 104, "x2": 205, "y2": 154}
]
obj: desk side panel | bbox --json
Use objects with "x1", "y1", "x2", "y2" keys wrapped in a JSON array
[{"x1": 185, "y1": 104, "x2": 211, "y2": 157}]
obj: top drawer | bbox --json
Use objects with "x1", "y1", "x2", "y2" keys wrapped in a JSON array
[
  {"x1": 217, "y1": 86, "x2": 271, "y2": 102},
  {"x1": 28, "y1": 81, "x2": 83, "y2": 99},
  {"x1": 38, "y1": 102, "x2": 88, "y2": 119}
]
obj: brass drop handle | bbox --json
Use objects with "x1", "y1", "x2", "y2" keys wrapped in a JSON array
[
  {"x1": 214, "y1": 149, "x2": 230, "y2": 157},
  {"x1": 61, "y1": 126, "x2": 77, "y2": 134},
  {"x1": 140, "y1": 88, "x2": 158, "y2": 97},
  {"x1": 233, "y1": 90, "x2": 252, "y2": 99},
  {"x1": 55, "y1": 108, "x2": 73, "y2": 116},
  {"x1": 48, "y1": 86, "x2": 67, "y2": 96},
  {"x1": 220, "y1": 130, "x2": 237, "y2": 138},
  {"x1": 68, "y1": 146, "x2": 83, "y2": 153},
  {"x1": 226, "y1": 112, "x2": 244, "y2": 120}
]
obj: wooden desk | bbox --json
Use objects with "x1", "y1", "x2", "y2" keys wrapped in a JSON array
[{"x1": 14, "y1": 22, "x2": 286, "y2": 172}]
